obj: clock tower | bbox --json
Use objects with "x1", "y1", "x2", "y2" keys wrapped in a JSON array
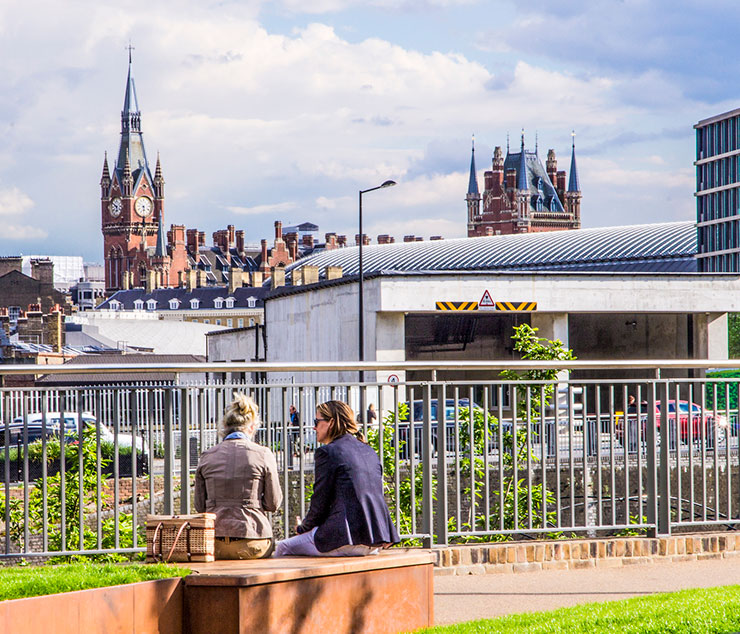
[{"x1": 102, "y1": 50, "x2": 165, "y2": 292}]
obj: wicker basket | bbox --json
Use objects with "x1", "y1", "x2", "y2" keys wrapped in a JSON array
[{"x1": 146, "y1": 513, "x2": 216, "y2": 563}]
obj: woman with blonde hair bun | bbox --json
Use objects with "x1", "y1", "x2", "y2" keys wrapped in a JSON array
[{"x1": 194, "y1": 393, "x2": 282, "y2": 559}]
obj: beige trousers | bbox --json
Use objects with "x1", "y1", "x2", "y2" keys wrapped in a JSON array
[{"x1": 215, "y1": 536, "x2": 274, "y2": 560}]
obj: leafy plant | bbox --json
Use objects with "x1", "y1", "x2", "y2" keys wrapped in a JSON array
[{"x1": 0, "y1": 426, "x2": 144, "y2": 562}]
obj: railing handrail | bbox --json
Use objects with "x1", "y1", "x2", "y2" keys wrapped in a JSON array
[{"x1": 1, "y1": 359, "x2": 740, "y2": 376}]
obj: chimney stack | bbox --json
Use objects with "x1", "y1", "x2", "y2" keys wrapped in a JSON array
[
  {"x1": 146, "y1": 270, "x2": 157, "y2": 294},
  {"x1": 229, "y1": 268, "x2": 243, "y2": 294},
  {"x1": 270, "y1": 266, "x2": 285, "y2": 289},
  {"x1": 251, "y1": 271, "x2": 263, "y2": 287},
  {"x1": 325, "y1": 265, "x2": 343, "y2": 280}
]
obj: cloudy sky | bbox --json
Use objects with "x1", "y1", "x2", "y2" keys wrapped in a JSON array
[{"x1": 0, "y1": 0, "x2": 735, "y2": 262}]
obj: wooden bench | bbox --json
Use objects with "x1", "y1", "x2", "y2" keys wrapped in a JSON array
[{"x1": 181, "y1": 550, "x2": 434, "y2": 634}]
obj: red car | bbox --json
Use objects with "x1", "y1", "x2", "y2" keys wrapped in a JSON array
[{"x1": 617, "y1": 400, "x2": 727, "y2": 446}]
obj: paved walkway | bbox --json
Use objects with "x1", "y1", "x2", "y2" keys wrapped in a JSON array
[{"x1": 434, "y1": 556, "x2": 740, "y2": 626}]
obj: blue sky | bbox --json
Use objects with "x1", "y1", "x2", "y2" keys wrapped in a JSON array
[{"x1": 0, "y1": 0, "x2": 736, "y2": 261}]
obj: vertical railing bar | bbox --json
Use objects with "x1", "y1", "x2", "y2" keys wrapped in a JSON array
[
  {"x1": 163, "y1": 388, "x2": 174, "y2": 515},
  {"x1": 113, "y1": 389, "x2": 121, "y2": 549},
  {"x1": 595, "y1": 384, "x2": 603, "y2": 528},
  {"x1": 77, "y1": 391, "x2": 85, "y2": 554},
  {"x1": 454, "y1": 386, "x2": 461, "y2": 534},
  {"x1": 59, "y1": 394, "x2": 67, "y2": 553},
  {"x1": 95, "y1": 389, "x2": 103, "y2": 550},
  {"x1": 21, "y1": 393, "x2": 29, "y2": 554},
  {"x1": 393, "y1": 385, "x2": 401, "y2": 533},
  {"x1": 281, "y1": 387, "x2": 290, "y2": 539},
  {"x1": 467, "y1": 385, "x2": 475, "y2": 536},
  {"x1": 525, "y1": 386, "x2": 533, "y2": 530},
  {"x1": 497, "y1": 383, "x2": 505, "y2": 531},
  {"x1": 512, "y1": 385, "x2": 519, "y2": 532},
  {"x1": 179, "y1": 387, "x2": 190, "y2": 515},
  {"x1": 41, "y1": 392, "x2": 49, "y2": 553},
  {"x1": 553, "y1": 381, "x2": 561, "y2": 531},
  {"x1": 538, "y1": 384, "x2": 546, "y2": 534},
  {"x1": 435, "y1": 383, "x2": 448, "y2": 546},
  {"x1": 298, "y1": 386, "x2": 306, "y2": 520},
  {"x1": 483, "y1": 385, "x2": 490, "y2": 534},
  {"x1": 409, "y1": 387, "x2": 417, "y2": 537}
]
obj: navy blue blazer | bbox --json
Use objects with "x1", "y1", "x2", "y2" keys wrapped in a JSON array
[{"x1": 297, "y1": 433, "x2": 400, "y2": 552}]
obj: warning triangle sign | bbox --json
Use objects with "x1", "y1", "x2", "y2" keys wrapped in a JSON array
[{"x1": 479, "y1": 290, "x2": 494, "y2": 307}]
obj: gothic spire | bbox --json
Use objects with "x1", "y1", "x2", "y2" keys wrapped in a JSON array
[
  {"x1": 517, "y1": 130, "x2": 528, "y2": 191},
  {"x1": 116, "y1": 48, "x2": 150, "y2": 177},
  {"x1": 467, "y1": 135, "x2": 479, "y2": 196},
  {"x1": 101, "y1": 152, "x2": 110, "y2": 181},
  {"x1": 568, "y1": 131, "x2": 581, "y2": 192},
  {"x1": 154, "y1": 215, "x2": 167, "y2": 257}
]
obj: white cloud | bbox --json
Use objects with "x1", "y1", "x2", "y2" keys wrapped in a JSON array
[
  {"x1": 226, "y1": 201, "x2": 297, "y2": 216},
  {"x1": 2, "y1": 224, "x2": 48, "y2": 240},
  {"x1": 0, "y1": 187, "x2": 34, "y2": 215}
]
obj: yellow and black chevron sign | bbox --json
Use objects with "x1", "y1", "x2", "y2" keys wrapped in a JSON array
[
  {"x1": 495, "y1": 301, "x2": 537, "y2": 312},
  {"x1": 436, "y1": 301, "x2": 478, "y2": 311}
]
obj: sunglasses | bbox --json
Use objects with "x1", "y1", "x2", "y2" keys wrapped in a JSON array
[{"x1": 313, "y1": 417, "x2": 329, "y2": 427}]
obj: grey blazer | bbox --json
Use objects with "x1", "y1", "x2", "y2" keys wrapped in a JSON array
[{"x1": 194, "y1": 438, "x2": 282, "y2": 538}]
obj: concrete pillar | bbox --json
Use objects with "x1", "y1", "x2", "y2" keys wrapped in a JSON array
[
  {"x1": 530, "y1": 312, "x2": 569, "y2": 347},
  {"x1": 695, "y1": 312, "x2": 728, "y2": 361}
]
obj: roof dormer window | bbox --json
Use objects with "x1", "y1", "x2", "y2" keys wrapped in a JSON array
[
  {"x1": 169, "y1": 298, "x2": 181, "y2": 309},
  {"x1": 109, "y1": 300, "x2": 121, "y2": 311},
  {"x1": 247, "y1": 296, "x2": 257, "y2": 309},
  {"x1": 190, "y1": 298, "x2": 200, "y2": 309},
  {"x1": 133, "y1": 299, "x2": 144, "y2": 311},
  {"x1": 225, "y1": 297, "x2": 235, "y2": 309},
  {"x1": 146, "y1": 299, "x2": 157, "y2": 311},
  {"x1": 213, "y1": 297, "x2": 224, "y2": 309}
]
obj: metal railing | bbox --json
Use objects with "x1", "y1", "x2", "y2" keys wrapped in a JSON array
[{"x1": 2, "y1": 359, "x2": 740, "y2": 559}]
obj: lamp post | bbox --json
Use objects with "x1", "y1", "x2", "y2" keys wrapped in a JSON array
[{"x1": 358, "y1": 180, "x2": 396, "y2": 394}]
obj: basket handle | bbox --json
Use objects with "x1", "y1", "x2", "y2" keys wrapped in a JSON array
[
  {"x1": 151, "y1": 522, "x2": 164, "y2": 562},
  {"x1": 165, "y1": 521, "x2": 192, "y2": 562}
]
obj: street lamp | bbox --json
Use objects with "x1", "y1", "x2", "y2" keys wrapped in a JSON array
[{"x1": 358, "y1": 180, "x2": 396, "y2": 391}]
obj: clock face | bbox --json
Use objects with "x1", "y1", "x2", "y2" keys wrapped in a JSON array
[
  {"x1": 109, "y1": 197, "x2": 122, "y2": 217},
  {"x1": 135, "y1": 196, "x2": 153, "y2": 217}
]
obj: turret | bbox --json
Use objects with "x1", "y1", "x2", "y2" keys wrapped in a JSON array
[
  {"x1": 100, "y1": 152, "x2": 111, "y2": 198},
  {"x1": 516, "y1": 132, "x2": 529, "y2": 220},
  {"x1": 465, "y1": 135, "x2": 481, "y2": 225},
  {"x1": 565, "y1": 131, "x2": 582, "y2": 227},
  {"x1": 154, "y1": 152, "x2": 165, "y2": 199},
  {"x1": 122, "y1": 150, "x2": 133, "y2": 197}
]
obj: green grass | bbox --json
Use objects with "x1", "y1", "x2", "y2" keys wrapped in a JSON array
[
  {"x1": 0, "y1": 562, "x2": 190, "y2": 601},
  {"x1": 421, "y1": 584, "x2": 740, "y2": 633}
]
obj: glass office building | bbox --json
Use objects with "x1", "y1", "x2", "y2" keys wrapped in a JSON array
[{"x1": 695, "y1": 109, "x2": 740, "y2": 272}]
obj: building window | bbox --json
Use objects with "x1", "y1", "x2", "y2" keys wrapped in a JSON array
[
  {"x1": 247, "y1": 297, "x2": 257, "y2": 308},
  {"x1": 133, "y1": 299, "x2": 144, "y2": 310},
  {"x1": 190, "y1": 298, "x2": 200, "y2": 309},
  {"x1": 204, "y1": 319, "x2": 210, "y2": 324},
  {"x1": 8, "y1": 306, "x2": 21, "y2": 323},
  {"x1": 225, "y1": 297, "x2": 235, "y2": 308},
  {"x1": 249, "y1": 318, "x2": 255, "y2": 326},
  {"x1": 107, "y1": 300, "x2": 121, "y2": 311},
  {"x1": 169, "y1": 298, "x2": 181, "y2": 309},
  {"x1": 227, "y1": 319, "x2": 233, "y2": 327},
  {"x1": 215, "y1": 319, "x2": 221, "y2": 325},
  {"x1": 213, "y1": 297, "x2": 224, "y2": 309},
  {"x1": 146, "y1": 299, "x2": 157, "y2": 311},
  {"x1": 238, "y1": 318, "x2": 244, "y2": 328}
]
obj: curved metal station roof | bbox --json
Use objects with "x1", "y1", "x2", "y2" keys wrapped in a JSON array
[{"x1": 285, "y1": 221, "x2": 697, "y2": 280}]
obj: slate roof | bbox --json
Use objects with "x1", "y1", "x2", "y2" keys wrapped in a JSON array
[
  {"x1": 97, "y1": 285, "x2": 267, "y2": 311},
  {"x1": 282, "y1": 221, "x2": 698, "y2": 283},
  {"x1": 37, "y1": 353, "x2": 205, "y2": 385},
  {"x1": 504, "y1": 148, "x2": 565, "y2": 212}
]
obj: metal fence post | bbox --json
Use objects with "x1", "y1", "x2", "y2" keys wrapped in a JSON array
[
  {"x1": 179, "y1": 387, "x2": 191, "y2": 514},
  {"x1": 657, "y1": 380, "x2": 671, "y2": 535},
  {"x1": 435, "y1": 383, "x2": 448, "y2": 546},
  {"x1": 422, "y1": 383, "x2": 433, "y2": 547},
  {"x1": 163, "y1": 388, "x2": 174, "y2": 515}
]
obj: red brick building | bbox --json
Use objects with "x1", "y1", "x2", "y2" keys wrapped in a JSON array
[
  {"x1": 101, "y1": 53, "x2": 189, "y2": 292},
  {"x1": 466, "y1": 133, "x2": 582, "y2": 237}
]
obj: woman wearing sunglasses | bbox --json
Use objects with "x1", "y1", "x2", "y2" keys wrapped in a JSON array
[{"x1": 275, "y1": 400, "x2": 399, "y2": 557}]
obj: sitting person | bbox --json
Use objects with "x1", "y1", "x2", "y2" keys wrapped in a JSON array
[
  {"x1": 194, "y1": 393, "x2": 282, "y2": 559},
  {"x1": 275, "y1": 400, "x2": 400, "y2": 557}
]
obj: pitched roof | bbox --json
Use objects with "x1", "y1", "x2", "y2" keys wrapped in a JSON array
[
  {"x1": 98, "y1": 285, "x2": 267, "y2": 311},
  {"x1": 504, "y1": 146, "x2": 565, "y2": 212}
]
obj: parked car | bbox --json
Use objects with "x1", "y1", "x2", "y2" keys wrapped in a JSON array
[
  {"x1": 394, "y1": 399, "x2": 511, "y2": 458},
  {"x1": 616, "y1": 400, "x2": 727, "y2": 448},
  {"x1": 5, "y1": 412, "x2": 147, "y2": 454}
]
